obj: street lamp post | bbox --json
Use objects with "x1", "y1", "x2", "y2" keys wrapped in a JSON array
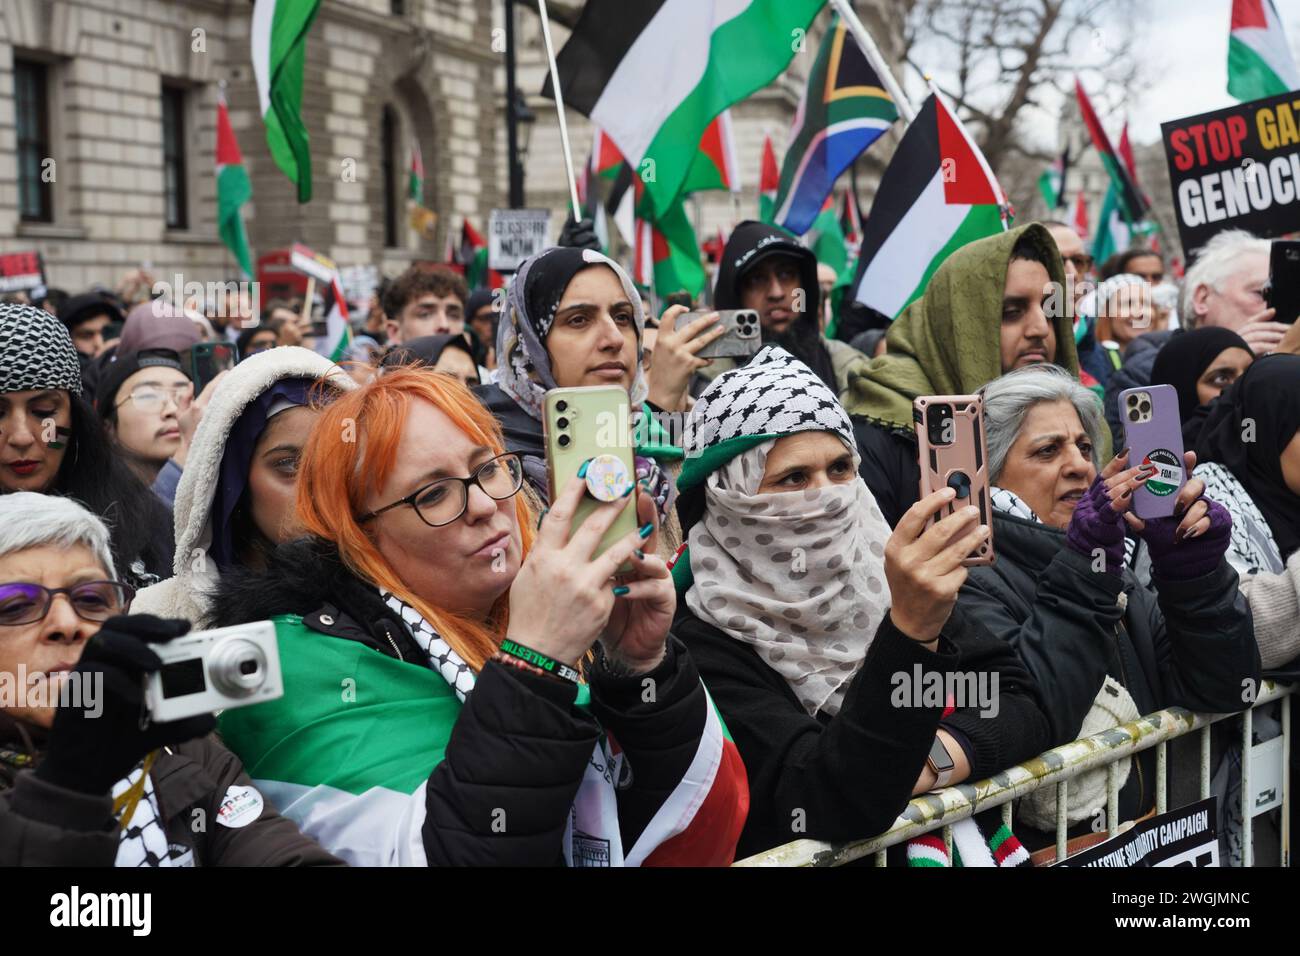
[{"x1": 505, "y1": 0, "x2": 524, "y2": 208}]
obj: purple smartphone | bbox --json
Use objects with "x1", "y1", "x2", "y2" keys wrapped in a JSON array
[{"x1": 1118, "y1": 383, "x2": 1186, "y2": 520}]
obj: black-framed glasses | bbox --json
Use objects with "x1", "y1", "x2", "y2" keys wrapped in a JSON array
[
  {"x1": 0, "y1": 581, "x2": 135, "y2": 626},
  {"x1": 359, "y1": 452, "x2": 524, "y2": 528}
]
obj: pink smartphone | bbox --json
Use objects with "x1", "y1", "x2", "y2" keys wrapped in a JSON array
[
  {"x1": 914, "y1": 394, "x2": 994, "y2": 567},
  {"x1": 1118, "y1": 383, "x2": 1186, "y2": 520}
]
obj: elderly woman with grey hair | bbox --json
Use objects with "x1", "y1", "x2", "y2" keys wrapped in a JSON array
[
  {"x1": 955, "y1": 365, "x2": 1259, "y2": 858},
  {"x1": 0, "y1": 492, "x2": 338, "y2": 866}
]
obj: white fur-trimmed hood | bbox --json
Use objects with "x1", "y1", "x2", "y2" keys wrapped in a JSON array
[{"x1": 132, "y1": 347, "x2": 355, "y2": 623}]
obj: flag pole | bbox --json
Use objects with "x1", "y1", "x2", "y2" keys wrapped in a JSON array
[
  {"x1": 826, "y1": 0, "x2": 916, "y2": 124},
  {"x1": 536, "y1": 0, "x2": 583, "y2": 217}
]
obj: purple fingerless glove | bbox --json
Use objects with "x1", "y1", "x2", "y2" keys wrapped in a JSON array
[
  {"x1": 1141, "y1": 496, "x2": 1233, "y2": 581},
  {"x1": 1065, "y1": 473, "x2": 1128, "y2": 574},
  {"x1": 635, "y1": 454, "x2": 677, "y2": 526}
]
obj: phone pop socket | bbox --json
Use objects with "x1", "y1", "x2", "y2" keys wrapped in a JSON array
[{"x1": 584, "y1": 453, "x2": 634, "y2": 502}]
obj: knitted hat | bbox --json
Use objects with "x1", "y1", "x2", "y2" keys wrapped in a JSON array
[{"x1": 0, "y1": 301, "x2": 84, "y2": 395}]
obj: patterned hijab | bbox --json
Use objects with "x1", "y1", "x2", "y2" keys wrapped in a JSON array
[
  {"x1": 497, "y1": 246, "x2": 649, "y2": 421},
  {"x1": 681, "y1": 347, "x2": 893, "y2": 716}
]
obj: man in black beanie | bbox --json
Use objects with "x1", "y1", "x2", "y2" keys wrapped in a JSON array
[
  {"x1": 58, "y1": 293, "x2": 124, "y2": 359},
  {"x1": 711, "y1": 220, "x2": 869, "y2": 400}
]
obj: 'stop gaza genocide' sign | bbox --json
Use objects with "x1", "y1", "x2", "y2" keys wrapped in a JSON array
[{"x1": 1162, "y1": 90, "x2": 1300, "y2": 259}]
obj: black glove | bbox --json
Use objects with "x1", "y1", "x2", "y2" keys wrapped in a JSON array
[
  {"x1": 559, "y1": 215, "x2": 601, "y2": 251},
  {"x1": 35, "y1": 615, "x2": 216, "y2": 796}
]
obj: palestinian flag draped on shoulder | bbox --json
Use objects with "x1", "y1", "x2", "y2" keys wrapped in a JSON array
[
  {"x1": 543, "y1": 0, "x2": 824, "y2": 219},
  {"x1": 851, "y1": 92, "x2": 1008, "y2": 320},
  {"x1": 218, "y1": 616, "x2": 746, "y2": 866}
]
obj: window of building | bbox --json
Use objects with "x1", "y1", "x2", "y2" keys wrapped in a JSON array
[
  {"x1": 14, "y1": 58, "x2": 53, "y2": 222},
  {"x1": 162, "y1": 84, "x2": 189, "y2": 229},
  {"x1": 382, "y1": 105, "x2": 399, "y2": 248}
]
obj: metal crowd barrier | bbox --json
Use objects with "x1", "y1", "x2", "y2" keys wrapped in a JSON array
[{"x1": 735, "y1": 681, "x2": 1293, "y2": 867}]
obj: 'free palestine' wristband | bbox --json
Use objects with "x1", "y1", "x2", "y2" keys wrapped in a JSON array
[{"x1": 498, "y1": 638, "x2": 581, "y2": 684}]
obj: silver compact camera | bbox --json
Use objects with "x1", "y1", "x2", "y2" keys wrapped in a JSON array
[{"x1": 144, "y1": 621, "x2": 283, "y2": 723}]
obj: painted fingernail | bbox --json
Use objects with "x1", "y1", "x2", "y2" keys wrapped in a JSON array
[
  {"x1": 577, "y1": 459, "x2": 591, "y2": 479},
  {"x1": 634, "y1": 549, "x2": 645, "y2": 560},
  {"x1": 639, "y1": 522, "x2": 654, "y2": 539},
  {"x1": 612, "y1": 585, "x2": 630, "y2": 597},
  {"x1": 621, "y1": 482, "x2": 636, "y2": 497},
  {"x1": 536, "y1": 507, "x2": 548, "y2": 527},
  {"x1": 1117, "y1": 447, "x2": 1129, "y2": 457}
]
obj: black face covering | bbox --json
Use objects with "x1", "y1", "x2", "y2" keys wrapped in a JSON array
[
  {"x1": 1150, "y1": 328, "x2": 1254, "y2": 448},
  {"x1": 1195, "y1": 354, "x2": 1300, "y2": 561}
]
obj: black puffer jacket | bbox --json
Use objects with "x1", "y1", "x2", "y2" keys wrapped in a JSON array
[
  {"x1": 852, "y1": 416, "x2": 920, "y2": 530},
  {"x1": 209, "y1": 537, "x2": 743, "y2": 866},
  {"x1": 959, "y1": 511, "x2": 1261, "y2": 830},
  {"x1": 676, "y1": 603, "x2": 1052, "y2": 859},
  {"x1": 0, "y1": 723, "x2": 341, "y2": 866}
]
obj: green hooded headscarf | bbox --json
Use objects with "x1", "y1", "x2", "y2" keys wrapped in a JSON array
[{"x1": 841, "y1": 222, "x2": 1081, "y2": 432}]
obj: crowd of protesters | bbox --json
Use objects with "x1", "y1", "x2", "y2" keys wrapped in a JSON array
[{"x1": 1, "y1": 211, "x2": 1297, "y2": 867}]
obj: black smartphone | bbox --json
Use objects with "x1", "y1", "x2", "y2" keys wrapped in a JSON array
[
  {"x1": 190, "y1": 341, "x2": 237, "y2": 393},
  {"x1": 1266, "y1": 240, "x2": 1300, "y2": 324}
]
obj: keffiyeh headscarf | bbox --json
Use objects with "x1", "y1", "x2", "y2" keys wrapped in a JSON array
[
  {"x1": 497, "y1": 246, "x2": 648, "y2": 422},
  {"x1": 679, "y1": 347, "x2": 893, "y2": 716},
  {"x1": 0, "y1": 302, "x2": 83, "y2": 395}
]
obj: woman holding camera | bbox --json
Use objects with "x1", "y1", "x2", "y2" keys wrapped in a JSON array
[
  {"x1": 0, "y1": 493, "x2": 339, "y2": 866},
  {"x1": 131, "y1": 347, "x2": 354, "y2": 625},
  {"x1": 672, "y1": 347, "x2": 1052, "y2": 859},
  {"x1": 955, "y1": 366, "x2": 1259, "y2": 851},
  {"x1": 210, "y1": 368, "x2": 748, "y2": 866},
  {"x1": 0, "y1": 303, "x2": 173, "y2": 587}
]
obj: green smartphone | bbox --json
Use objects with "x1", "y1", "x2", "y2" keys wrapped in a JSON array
[
  {"x1": 543, "y1": 385, "x2": 638, "y2": 569},
  {"x1": 190, "y1": 341, "x2": 237, "y2": 393}
]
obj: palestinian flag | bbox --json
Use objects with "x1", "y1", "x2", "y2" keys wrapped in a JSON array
[
  {"x1": 758, "y1": 134, "x2": 779, "y2": 223},
  {"x1": 805, "y1": 194, "x2": 854, "y2": 337},
  {"x1": 636, "y1": 199, "x2": 706, "y2": 298},
  {"x1": 1072, "y1": 190, "x2": 1090, "y2": 240},
  {"x1": 458, "y1": 219, "x2": 493, "y2": 289},
  {"x1": 1229, "y1": 0, "x2": 1299, "y2": 101},
  {"x1": 1074, "y1": 79, "x2": 1148, "y2": 227},
  {"x1": 251, "y1": 0, "x2": 321, "y2": 203},
  {"x1": 851, "y1": 93, "x2": 1008, "y2": 320},
  {"x1": 408, "y1": 141, "x2": 424, "y2": 203},
  {"x1": 839, "y1": 189, "x2": 862, "y2": 250},
  {"x1": 216, "y1": 92, "x2": 254, "y2": 279},
  {"x1": 1038, "y1": 145, "x2": 1070, "y2": 210},
  {"x1": 583, "y1": 129, "x2": 637, "y2": 250},
  {"x1": 681, "y1": 109, "x2": 741, "y2": 195},
  {"x1": 217, "y1": 618, "x2": 747, "y2": 866},
  {"x1": 771, "y1": 14, "x2": 898, "y2": 235},
  {"x1": 323, "y1": 275, "x2": 351, "y2": 363},
  {"x1": 1091, "y1": 183, "x2": 1130, "y2": 264},
  {"x1": 543, "y1": 0, "x2": 823, "y2": 218}
]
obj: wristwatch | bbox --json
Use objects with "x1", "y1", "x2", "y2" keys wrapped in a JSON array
[{"x1": 926, "y1": 734, "x2": 956, "y2": 790}]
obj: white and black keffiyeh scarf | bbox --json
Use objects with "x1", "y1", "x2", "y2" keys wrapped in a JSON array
[
  {"x1": 378, "y1": 589, "x2": 649, "y2": 866},
  {"x1": 682, "y1": 347, "x2": 893, "y2": 716},
  {"x1": 112, "y1": 767, "x2": 191, "y2": 867},
  {"x1": 684, "y1": 346, "x2": 853, "y2": 457}
]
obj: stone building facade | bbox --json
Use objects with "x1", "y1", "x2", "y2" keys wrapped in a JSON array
[{"x1": 0, "y1": 0, "x2": 902, "y2": 297}]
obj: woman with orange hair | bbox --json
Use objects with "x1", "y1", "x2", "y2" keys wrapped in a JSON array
[{"x1": 209, "y1": 367, "x2": 748, "y2": 866}]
